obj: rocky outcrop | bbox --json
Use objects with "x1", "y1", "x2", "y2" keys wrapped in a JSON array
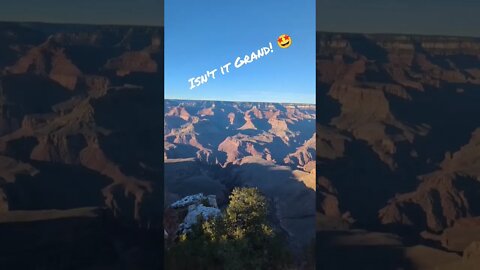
[
  {"x1": 379, "y1": 173, "x2": 480, "y2": 232},
  {"x1": 379, "y1": 128, "x2": 480, "y2": 232},
  {"x1": 441, "y1": 217, "x2": 480, "y2": 252},
  {"x1": 166, "y1": 106, "x2": 191, "y2": 121},
  {"x1": 167, "y1": 194, "x2": 220, "y2": 235},
  {"x1": 7, "y1": 39, "x2": 82, "y2": 90},
  {"x1": 0, "y1": 156, "x2": 38, "y2": 182},
  {"x1": 440, "y1": 128, "x2": 480, "y2": 177},
  {"x1": 238, "y1": 111, "x2": 257, "y2": 130},
  {"x1": 284, "y1": 134, "x2": 315, "y2": 168},
  {"x1": 171, "y1": 193, "x2": 217, "y2": 209},
  {"x1": 180, "y1": 204, "x2": 221, "y2": 233},
  {"x1": 317, "y1": 177, "x2": 341, "y2": 218},
  {"x1": 104, "y1": 51, "x2": 157, "y2": 76}
]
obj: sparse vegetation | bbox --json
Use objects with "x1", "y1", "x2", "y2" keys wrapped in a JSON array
[{"x1": 166, "y1": 187, "x2": 293, "y2": 270}]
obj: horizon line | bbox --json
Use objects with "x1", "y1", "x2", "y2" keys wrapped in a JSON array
[
  {"x1": 0, "y1": 20, "x2": 163, "y2": 28},
  {"x1": 2, "y1": 20, "x2": 477, "y2": 38},
  {"x1": 165, "y1": 98, "x2": 316, "y2": 106},
  {"x1": 316, "y1": 29, "x2": 480, "y2": 39}
]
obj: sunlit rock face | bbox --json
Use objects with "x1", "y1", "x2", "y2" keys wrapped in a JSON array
[{"x1": 167, "y1": 193, "x2": 220, "y2": 235}]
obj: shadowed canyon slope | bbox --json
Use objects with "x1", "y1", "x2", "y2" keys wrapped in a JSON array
[
  {"x1": 164, "y1": 100, "x2": 316, "y2": 250},
  {"x1": 0, "y1": 22, "x2": 163, "y2": 269},
  {"x1": 316, "y1": 32, "x2": 480, "y2": 270},
  {"x1": 164, "y1": 100, "x2": 315, "y2": 167}
]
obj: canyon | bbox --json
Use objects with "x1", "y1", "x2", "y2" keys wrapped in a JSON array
[
  {"x1": 164, "y1": 100, "x2": 316, "y2": 252},
  {"x1": 0, "y1": 22, "x2": 164, "y2": 269},
  {"x1": 316, "y1": 32, "x2": 480, "y2": 270}
]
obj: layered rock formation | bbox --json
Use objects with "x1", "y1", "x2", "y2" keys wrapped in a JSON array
[
  {"x1": 164, "y1": 100, "x2": 316, "y2": 252},
  {"x1": 164, "y1": 100, "x2": 315, "y2": 168},
  {"x1": 0, "y1": 22, "x2": 163, "y2": 269},
  {"x1": 316, "y1": 32, "x2": 480, "y2": 269}
]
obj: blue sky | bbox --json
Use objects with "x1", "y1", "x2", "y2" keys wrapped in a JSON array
[{"x1": 165, "y1": 0, "x2": 315, "y2": 104}]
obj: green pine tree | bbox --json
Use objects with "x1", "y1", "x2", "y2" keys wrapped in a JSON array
[{"x1": 166, "y1": 187, "x2": 293, "y2": 270}]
